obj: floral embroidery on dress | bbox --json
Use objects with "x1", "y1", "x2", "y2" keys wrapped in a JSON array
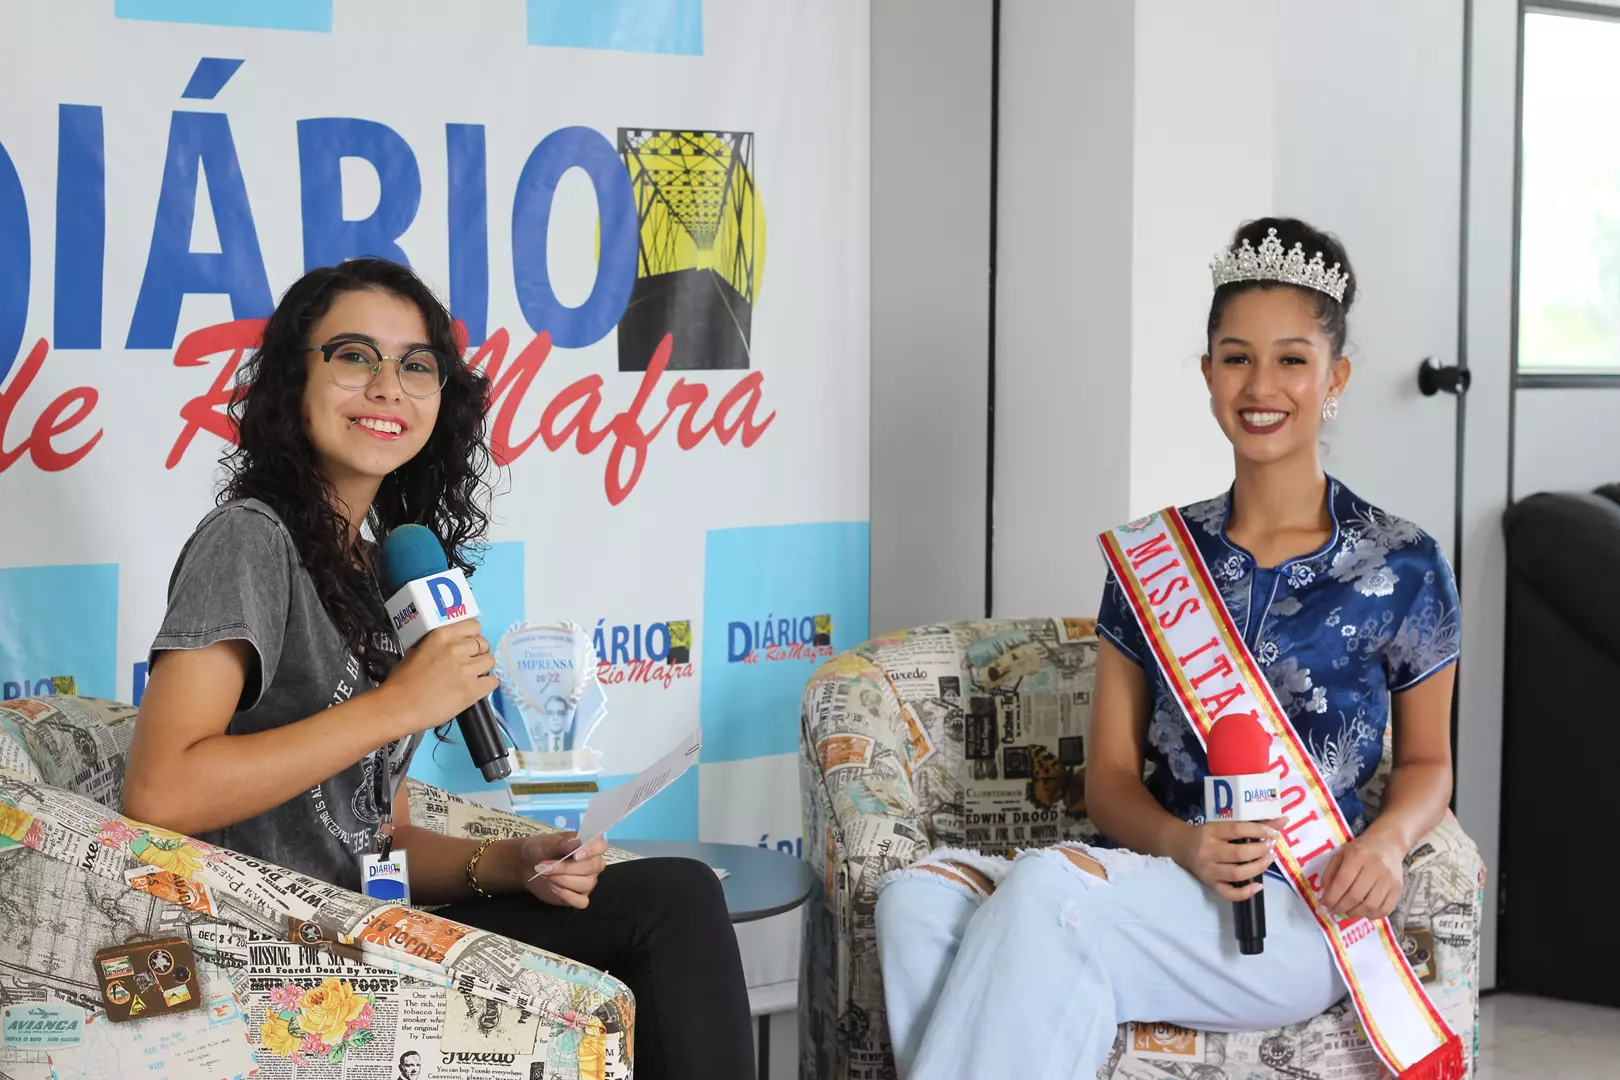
[
  {"x1": 1184, "y1": 496, "x2": 1227, "y2": 536},
  {"x1": 1096, "y1": 477, "x2": 1461, "y2": 834},
  {"x1": 1387, "y1": 590, "x2": 1461, "y2": 687},
  {"x1": 1330, "y1": 537, "x2": 1398, "y2": 597},
  {"x1": 1214, "y1": 569, "x2": 1252, "y2": 639},
  {"x1": 1265, "y1": 657, "x2": 1315, "y2": 714},
  {"x1": 1354, "y1": 507, "x2": 1425, "y2": 549},
  {"x1": 1148, "y1": 697, "x2": 1199, "y2": 783},
  {"x1": 1308, "y1": 710, "x2": 1380, "y2": 798}
]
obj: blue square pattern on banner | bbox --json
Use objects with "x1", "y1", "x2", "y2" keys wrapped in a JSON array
[
  {"x1": 115, "y1": 0, "x2": 333, "y2": 32},
  {"x1": 406, "y1": 541, "x2": 525, "y2": 796},
  {"x1": 700, "y1": 522, "x2": 870, "y2": 764},
  {"x1": 527, "y1": 0, "x2": 702, "y2": 55},
  {"x1": 592, "y1": 765, "x2": 699, "y2": 841},
  {"x1": 0, "y1": 564, "x2": 119, "y2": 702}
]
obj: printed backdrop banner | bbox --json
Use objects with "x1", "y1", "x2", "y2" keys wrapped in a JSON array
[{"x1": 0, "y1": 0, "x2": 869, "y2": 991}]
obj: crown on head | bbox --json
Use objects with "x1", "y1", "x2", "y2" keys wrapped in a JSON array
[{"x1": 1210, "y1": 227, "x2": 1349, "y2": 303}]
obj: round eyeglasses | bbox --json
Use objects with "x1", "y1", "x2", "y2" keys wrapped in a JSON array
[{"x1": 308, "y1": 341, "x2": 450, "y2": 399}]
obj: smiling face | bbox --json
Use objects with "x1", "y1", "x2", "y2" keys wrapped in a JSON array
[
  {"x1": 301, "y1": 288, "x2": 440, "y2": 499},
  {"x1": 1202, "y1": 287, "x2": 1350, "y2": 467}
]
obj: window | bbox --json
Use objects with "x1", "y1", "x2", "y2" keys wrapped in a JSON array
[{"x1": 1518, "y1": 7, "x2": 1620, "y2": 377}]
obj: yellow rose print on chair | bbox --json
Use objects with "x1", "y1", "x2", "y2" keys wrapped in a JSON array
[
  {"x1": 0, "y1": 801, "x2": 43, "y2": 851},
  {"x1": 256, "y1": 979, "x2": 375, "y2": 1064},
  {"x1": 97, "y1": 818, "x2": 214, "y2": 879},
  {"x1": 259, "y1": 1014, "x2": 301, "y2": 1057},
  {"x1": 298, "y1": 978, "x2": 368, "y2": 1044},
  {"x1": 133, "y1": 833, "x2": 205, "y2": 878},
  {"x1": 577, "y1": 1016, "x2": 609, "y2": 1080}
]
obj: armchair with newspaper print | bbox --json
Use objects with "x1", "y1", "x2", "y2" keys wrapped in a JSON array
[
  {"x1": 798, "y1": 619, "x2": 1485, "y2": 1080},
  {"x1": 0, "y1": 695, "x2": 636, "y2": 1080}
]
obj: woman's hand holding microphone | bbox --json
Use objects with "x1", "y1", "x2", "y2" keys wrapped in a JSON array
[
  {"x1": 380, "y1": 618, "x2": 500, "y2": 734},
  {"x1": 378, "y1": 621, "x2": 612, "y2": 907},
  {"x1": 1171, "y1": 817, "x2": 1288, "y2": 903},
  {"x1": 1172, "y1": 818, "x2": 1405, "y2": 919}
]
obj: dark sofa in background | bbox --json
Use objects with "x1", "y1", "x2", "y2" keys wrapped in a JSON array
[{"x1": 1500, "y1": 484, "x2": 1620, "y2": 1008}]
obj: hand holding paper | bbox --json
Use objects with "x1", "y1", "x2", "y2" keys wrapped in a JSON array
[
  {"x1": 531, "y1": 727, "x2": 702, "y2": 878},
  {"x1": 522, "y1": 832, "x2": 608, "y2": 907}
]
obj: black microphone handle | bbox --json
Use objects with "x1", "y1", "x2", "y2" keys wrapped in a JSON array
[
  {"x1": 1233, "y1": 835, "x2": 1267, "y2": 955},
  {"x1": 1235, "y1": 889, "x2": 1266, "y2": 955},
  {"x1": 457, "y1": 697, "x2": 512, "y2": 782}
]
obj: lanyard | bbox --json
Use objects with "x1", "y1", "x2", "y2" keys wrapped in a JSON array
[
  {"x1": 374, "y1": 747, "x2": 395, "y2": 859},
  {"x1": 359, "y1": 545, "x2": 400, "y2": 861}
]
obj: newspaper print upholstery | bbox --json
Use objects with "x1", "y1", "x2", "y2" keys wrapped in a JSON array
[
  {"x1": 0, "y1": 695, "x2": 638, "y2": 1080},
  {"x1": 799, "y1": 619, "x2": 1485, "y2": 1080}
]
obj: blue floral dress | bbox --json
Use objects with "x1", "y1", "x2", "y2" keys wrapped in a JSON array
[{"x1": 1097, "y1": 477, "x2": 1461, "y2": 837}]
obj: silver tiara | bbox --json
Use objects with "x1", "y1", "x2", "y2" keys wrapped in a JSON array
[{"x1": 1209, "y1": 227, "x2": 1349, "y2": 303}]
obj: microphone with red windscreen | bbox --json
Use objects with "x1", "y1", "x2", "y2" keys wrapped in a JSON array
[{"x1": 1203, "y1": 713, "x2": 1281, "y2": 955}]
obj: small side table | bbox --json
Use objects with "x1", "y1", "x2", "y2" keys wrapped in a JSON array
[{"x1": 616, "y1": 840, "x2": 815, "y2": 1080}]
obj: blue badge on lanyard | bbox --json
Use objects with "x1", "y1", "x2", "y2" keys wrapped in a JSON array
[{"x1": 361, "y1": 747, "x2": 410, "y2": 903}]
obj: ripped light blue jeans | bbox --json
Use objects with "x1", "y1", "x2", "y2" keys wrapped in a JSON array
[{"x1": 874, "y1": 844, "x2": 1348, "y2": 1080}]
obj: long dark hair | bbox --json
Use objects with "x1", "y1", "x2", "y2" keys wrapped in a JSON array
[{"x1": 221, "y1": 257, "x2": 492, "y2": 681}]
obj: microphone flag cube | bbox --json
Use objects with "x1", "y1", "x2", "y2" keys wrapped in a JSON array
[{"x1": 384, "y1": 567, "x2": 480, "y2": 651}]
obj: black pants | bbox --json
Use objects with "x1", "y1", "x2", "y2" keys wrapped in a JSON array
[{"x1": 437, "y1": 857, "x2": 753, "y2": 1080}]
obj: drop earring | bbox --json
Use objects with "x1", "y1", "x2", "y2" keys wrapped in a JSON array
[{"x1": 1321, "y1": 396, "x2": 1340, "y2": 422}]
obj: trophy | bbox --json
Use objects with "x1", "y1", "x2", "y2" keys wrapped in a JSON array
[{"x1": 493, "y1": 621, "x2": 608, "y2": 830}]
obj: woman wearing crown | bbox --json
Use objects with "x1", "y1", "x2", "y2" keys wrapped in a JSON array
[{"x1": 872, "y1": 219, "x2": 1464, "y2": 1079}]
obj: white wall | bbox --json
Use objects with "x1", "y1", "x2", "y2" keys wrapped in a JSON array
[
  {"x1": 869, "y1": 0, "x2": 993, "y2": 635},
  {"x1": 1513, "y1": 389, "x2": 1620, "y2": 496},
  {"x1": 1128, "y1": 0, "x2": 1276, "y2": 519},
  {"x1": 992, "y1": 0, "x2": 1135, "y2": 620}
]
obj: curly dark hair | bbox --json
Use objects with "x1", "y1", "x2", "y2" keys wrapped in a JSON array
[{"x1": 221, "y1": 257, "x2": 492, "y2": 682}]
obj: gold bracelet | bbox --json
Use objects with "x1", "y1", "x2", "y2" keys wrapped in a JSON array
[{"x1": 466, "y1": 837, "x2": 500, "y2": 898}]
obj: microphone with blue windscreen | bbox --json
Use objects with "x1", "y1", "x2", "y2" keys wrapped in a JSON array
[{"x1": 381, "y1": 524, "x2": 512, "y2": 781}]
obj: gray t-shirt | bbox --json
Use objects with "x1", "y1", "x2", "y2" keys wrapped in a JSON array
[{"x1": 147, "y1": 499, "x2": 420, "y2": 891}]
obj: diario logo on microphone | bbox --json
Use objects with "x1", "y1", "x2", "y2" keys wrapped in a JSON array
[
  {"x1": 1207, "y1": 776, "x2": 1282, "y2": 820},
  {"x1": 426, "y1": 577, "x2": 468, "y2": 620},
  {"x1": 590, "y1": 619, "x2": 697, "y2": 690}
]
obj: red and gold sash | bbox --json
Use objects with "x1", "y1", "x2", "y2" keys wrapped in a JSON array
[{"x1": 1099, "y1": 509, "x2": 1464, "y2": 1080}]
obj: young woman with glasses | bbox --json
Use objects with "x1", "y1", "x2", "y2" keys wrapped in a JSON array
[{"x1": 124, "y1": 257, "x2": 753, "y2": 1080}]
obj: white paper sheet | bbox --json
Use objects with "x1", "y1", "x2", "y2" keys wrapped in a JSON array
[{"x1": 537, "y1": 727, "x2": 701, "y2": 873}]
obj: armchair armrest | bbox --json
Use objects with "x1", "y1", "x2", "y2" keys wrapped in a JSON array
[
  {"x1": 402, "y1": 777, "x2": 644, "y2": 865},
  {"x1": 1391, "y1": 812, "x2": 1485, "y2": 1056},
  {"x1": 800, "y1": 655, "x2": 932, "y2": 886},
  {"x1": 0, "y1": 764, "x2": 635, "y2": 1075}
]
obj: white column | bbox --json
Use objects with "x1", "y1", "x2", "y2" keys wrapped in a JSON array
[
  {"x1": 993, "y1": 0, "x2": 1136, "y2": 619},
  {"x1": 1128, "y1": 0, "x2": 1277, "y2": 519}
]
